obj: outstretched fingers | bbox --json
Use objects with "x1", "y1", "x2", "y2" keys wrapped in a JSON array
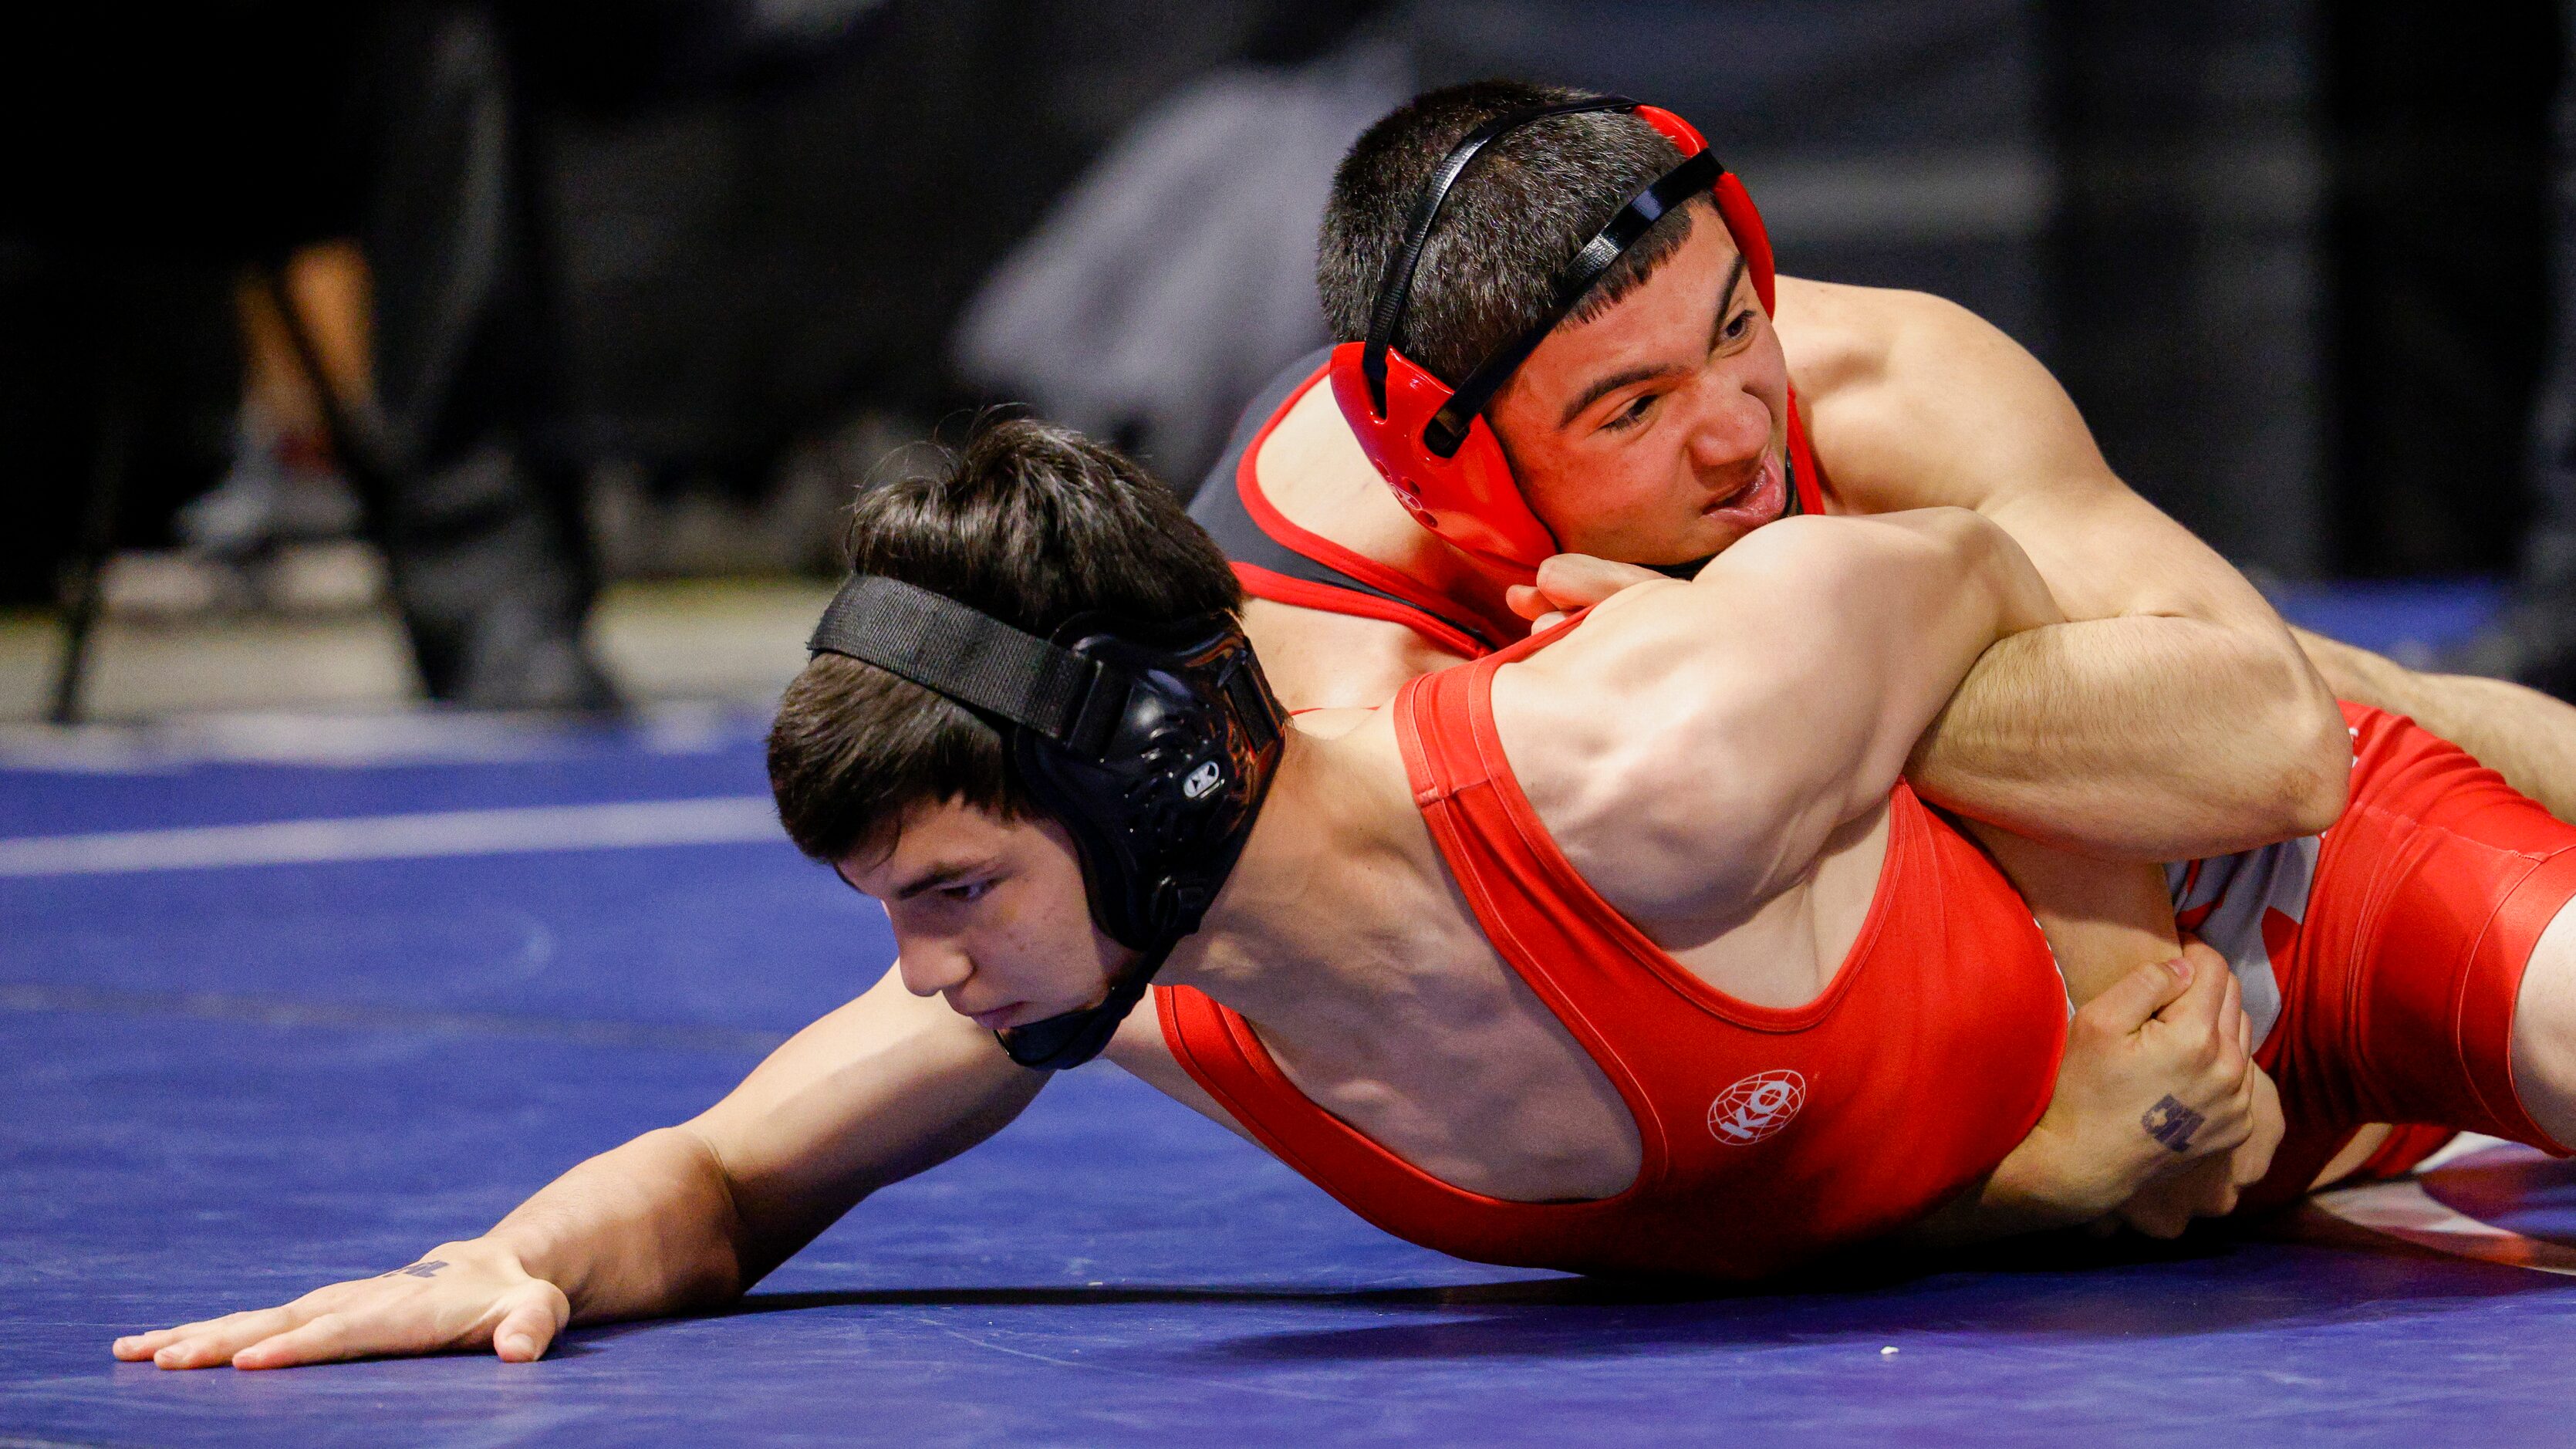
[
  {"x1": 230, "y1": 1312, "x2": 378, "y2": 1370},
  {"x1": 113, "y1": 1251, "x2": 572, "y2": 1370},
  {"x1": 227, "y1": 1281, "x2": 565, "y2": 1369},
  {"x1": 116, "y1": 1306, "x2": 307, "y2": 1369}
]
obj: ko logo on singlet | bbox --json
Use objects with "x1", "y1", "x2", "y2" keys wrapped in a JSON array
[{"x1": 1708, "y1": 1069, "x2": 1806, "y2": 1146}]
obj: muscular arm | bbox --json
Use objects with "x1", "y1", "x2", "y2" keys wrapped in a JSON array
[
  {"x1": 506, "y1": 966, "x2": 1041, "y2": 1312},
  {"x1": 1509, "y1": 514, "x2": 2274, "y2": 1241},
  {"x1": 1499, "y1": 506, "x2": 2062, "y2": 926},
  {"x1": 117, "y1": 965, "x2": 1042, "y2": 1368},
  {"x1": 1788, "y1": 282, "x2": 2349, "y2": 860}
]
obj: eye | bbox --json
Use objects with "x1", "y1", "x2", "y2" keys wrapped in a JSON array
[
  {"x1": 1719, "y1": 309, "x2": 1754, "y2": 344},
  {"x1": 938, "y1": 879, "x2": 994, "y2": 904},
  {"x1": 1602, "y1": 392, "x2": 1657, "y2": 432}
]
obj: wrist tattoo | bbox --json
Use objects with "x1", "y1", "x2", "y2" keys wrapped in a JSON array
[
  {"x1": 379, "y1": 1259, "x2": 450, "y2": 1279},
  {"x1": 2142, "y1": 1095, "x2": 2204, "y2": 1153}
]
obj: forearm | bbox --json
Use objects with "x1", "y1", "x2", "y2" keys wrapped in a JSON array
[
  {"x1": 471, "y1": 972, "x2": 1042, "y2": 1326},
  {"x1": 1911, "y1": 614, "x2": 2348, "y2": 860},
  {"x1": 480, "y1": 1124, "x2": 750, "y2": 1325},
  {"x1": 1895, "y1": 1125, "x2": 2112, "y2": 1250},
  {"x1": 2295, "y1": 625, "x2": 2576, "y2": 824},
  {"x1": 1963, "y1": 820, "x2": 2177, "y2": 1002}
]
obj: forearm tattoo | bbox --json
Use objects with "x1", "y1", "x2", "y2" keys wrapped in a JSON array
[
  {"x1": 379, "y1": 1260, "x2": 450, "y2": 1279},
  {"x1": 2141, "y1": 1095, "x2": 2205, "y2": 1153}
]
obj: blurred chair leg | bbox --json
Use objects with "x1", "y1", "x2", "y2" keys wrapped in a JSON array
[{"x1": 49, "y1": 400, "x2": 130, "y2": 726}]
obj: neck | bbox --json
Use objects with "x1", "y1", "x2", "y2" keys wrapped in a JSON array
[{"x1": 1157, "y1": 725, "x2": 1399, "y2": 1026}]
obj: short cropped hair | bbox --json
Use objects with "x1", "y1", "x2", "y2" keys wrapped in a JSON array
[
  {"x1": 767, "y1": 417, "x2": 1241, "y2": 863},
  {"x1": 1316, "y1": 79, "x2": 1705, "y2": 390}
]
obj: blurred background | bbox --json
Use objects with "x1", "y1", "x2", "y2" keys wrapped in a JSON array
[{"x1": 2, "y1": 0, "x2": 2568, "y2": 724}]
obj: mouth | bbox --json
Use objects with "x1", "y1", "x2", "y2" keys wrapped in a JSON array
[
  {"x1": 1700, "y1": 451, "x2": 1786, "y2": 526},
  {"x1": 964, "y1": 1001, "x2": 1035, "y2": 1031}
]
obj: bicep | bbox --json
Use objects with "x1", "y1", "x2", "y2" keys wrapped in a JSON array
[
  {"x1": 1766, "y1": 512, "x2": 2045, "y2": 814},
  {"x1": 1516, "y1": 514, "x2": 2021, "y2": 897}
]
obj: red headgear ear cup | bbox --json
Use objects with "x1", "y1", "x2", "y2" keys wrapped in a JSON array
[
  {"x1": 1328, "y1": 341, "x2": 1551, "y2": 571},
  {"x1": 1329, "y1": 99, "x2": 1775, "y2": 579}
]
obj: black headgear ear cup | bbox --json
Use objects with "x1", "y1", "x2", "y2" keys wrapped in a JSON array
[
  {"x1": 806, "y1": 577, "x2": 1286, "y2": 1070},
  {"x1": 1011, "y1": 612, "x2": 1285, "y2": 954}
]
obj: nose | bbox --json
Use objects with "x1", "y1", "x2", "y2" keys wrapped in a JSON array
[
  {"x1": 1682, "y1": 380, "x2": 1772, "y2": 471},
  {"x1": 896, "y1": 939, "x2": 971, "y2": 997}
]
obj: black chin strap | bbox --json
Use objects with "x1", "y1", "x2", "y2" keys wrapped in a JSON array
[
  {"x1": 1424, "y1": 148, "x2": 1720, "y2": 458},
  {"x1": 1362, "y1": 95, "x2": 1640, "y2": 418},
  {"x1": 993, "y1": 940, "x2": 1174, "y2": 1070}
]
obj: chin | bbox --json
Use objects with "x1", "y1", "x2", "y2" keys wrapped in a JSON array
[{"x1": 1651, "y1": 518, "x2": 1752, "y2": 566}]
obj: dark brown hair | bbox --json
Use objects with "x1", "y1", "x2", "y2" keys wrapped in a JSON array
[
  {"x1": 1316, "y1": 79, "x2": 1705, "y2": 389},
  {"x1": 766, "y1": 416, "x2": 1241, "y2": 863}
]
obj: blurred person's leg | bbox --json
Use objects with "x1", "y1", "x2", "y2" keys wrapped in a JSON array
[
  {"x1": 359, "y1": 1, "x2": 613, "y2": 711},
  {"x1": 184, "y1": 244, "x2": 371, "y2": 560}
]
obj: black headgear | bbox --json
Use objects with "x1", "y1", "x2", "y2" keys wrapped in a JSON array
[{"x1": 806, "y1": 575, "x2": 1288, "y2": 1070}]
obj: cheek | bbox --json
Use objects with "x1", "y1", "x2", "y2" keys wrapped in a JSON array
[
  {"x1": 984, "y1": 863, "x2": 1126, "y2": 985},
  {"x1": 1521, "y1": 436, "x2": 1671, "y2": 531}
]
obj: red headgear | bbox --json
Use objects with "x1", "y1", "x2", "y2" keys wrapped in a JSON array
[{"x1": 1328, "y1": 99, "x2": 1776, "y2": 578}]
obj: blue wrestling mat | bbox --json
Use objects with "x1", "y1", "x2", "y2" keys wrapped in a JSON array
[{"x1": 8, "y1": 583, "x2": 2576, "y2": 1447}]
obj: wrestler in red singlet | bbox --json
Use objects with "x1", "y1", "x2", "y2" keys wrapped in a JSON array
[
  {"x1": 2233, "y1": 704, "x2": 2576, "y2": 1204},
  {"x1": 1163, "y1": 660, "x2": 2576, "y2": 1278},
  {"x1": 1157, "y1": 625, "x2": 2073, "y2": 1281},
  {"x1": 1192, "y1": 349, "x2": 2576, "y2": 1213}
]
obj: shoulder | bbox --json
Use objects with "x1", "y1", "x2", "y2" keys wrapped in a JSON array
[
  {"x1": 1774, "y1": 277, "x2": 1992, "y2": 397},
  {"x1": 1484, "y1": 513, "x2": 2001, "y2": 923},
  {"x1": 1532, "y1": 516, "x2": 1956, "y2": 665},
  {"x1": 1499, "y1": 512, "x2": 2004, "y2": 785},
  {"x1": 1499, "y1": 515, "x2": 1970, "y2": 776},
  {"x1": 1778, "y1": 276, "x2": 2098, "y2": 513}
]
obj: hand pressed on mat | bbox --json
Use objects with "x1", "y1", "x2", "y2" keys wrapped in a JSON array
[{"x1": 112, "y1": 1240, "x2": 569, "y2": 1370}]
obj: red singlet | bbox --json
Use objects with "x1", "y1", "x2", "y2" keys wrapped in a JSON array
[
  {"x1": 2234, "y1": 703, "x2": 2576, "y2": 1206},
  {"x1": 1153, "y1": 627, "x2": 2070, "y2": 1281}
]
